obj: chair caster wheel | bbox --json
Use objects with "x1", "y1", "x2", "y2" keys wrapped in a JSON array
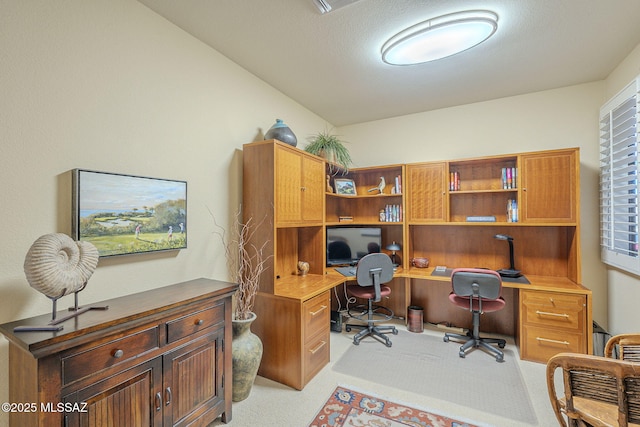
[
  {"x1": 345, "y1": 326, "x2": 351, "y2": 332},
  {"x1": 443, "y1": 336, "x2": 449, "y2": 342},
  {"x1": 498, "y1": 343, "x2": 505, "y2": 349},
  {"x1": 392, "y1": 329, "x2": 398, "y2": 335},
  {"x1": 353, "y1": 340, "x2": 360, "y2": 345},
  {"x1": 459, "y1": 350, "x2": 466, "y2": 358},
  {"x1": 496, "y1": 354, "x2": 504, "y2": 362}
]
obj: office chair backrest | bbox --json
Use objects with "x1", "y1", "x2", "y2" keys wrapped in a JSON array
[
  {"x1": 451, "y1": 268, "x2": 502, "y2": 300},
  {"x1": 356, "y1": 253, "x2": 394, "y2": 302}
]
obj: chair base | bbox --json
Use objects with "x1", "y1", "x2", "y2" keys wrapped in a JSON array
[
  {"x1": 345, "y1": 302, "x2": 397, "y2": 347},
  {"x1": 346, "y1": 322, "x2": 398, "y2": 347},
  {"x1": 444, "y1": 331, "x2": 506, "y2": 362}
]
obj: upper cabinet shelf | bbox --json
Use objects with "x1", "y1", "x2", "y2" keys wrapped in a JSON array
[{"x1": 406, "y1": 148, "x2": 578, "y2": 225}]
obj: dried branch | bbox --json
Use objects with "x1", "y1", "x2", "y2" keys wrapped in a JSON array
[{"x1": 210, "y1": 208, "x2": 271, "y2": 320}]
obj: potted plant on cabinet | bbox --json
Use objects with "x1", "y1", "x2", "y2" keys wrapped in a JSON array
[
  {"x1": 304, "y1": 130, "x2": 353, "y2": 174},
  {"x1": 212, "y1": 209, "x2": 270, "y2": 402}
]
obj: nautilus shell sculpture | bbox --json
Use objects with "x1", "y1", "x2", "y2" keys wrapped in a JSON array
[{"x1": 23, "y1": 233, "x2": 99, "y2": 299}]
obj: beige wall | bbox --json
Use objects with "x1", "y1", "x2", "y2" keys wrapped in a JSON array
[{"x1": 0, "y1": 0, "x2": 327, "y2": 418}]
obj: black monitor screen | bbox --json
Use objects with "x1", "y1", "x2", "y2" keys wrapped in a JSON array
[{"x1": 326, "y1": 227, "x2": 382, "y2": 266}]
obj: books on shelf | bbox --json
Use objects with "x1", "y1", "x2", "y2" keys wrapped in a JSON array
[
  {"x1": 380, "y1": 204, "x2": 402, "y2": 222},
  {"x1": 449, "y1": 171, "x2": 460, "y2": 191},
  {"x1": 502, "y1": 167, "x2": 517, "y2": 189},
  {"x1": 507, "y1": 199, "x2": 518, "y2": 222},
  {"x1": 391, "y1": 174, "x2": 402, "y2": 194}
]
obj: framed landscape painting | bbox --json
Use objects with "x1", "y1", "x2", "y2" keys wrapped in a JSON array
[{"x1": 72, "y1": 169, "x2": 187, "y2": 257}]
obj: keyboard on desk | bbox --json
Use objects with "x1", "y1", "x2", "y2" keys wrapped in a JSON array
[{"x1": 336, "y1": 267, "x2": 357, "y2": 277}]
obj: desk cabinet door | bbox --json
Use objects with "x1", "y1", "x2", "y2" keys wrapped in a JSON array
[
  {"x1": 406, "y1": 162, "x2": 447, "y2": 222},
  {"x1": 275, "y1": 147, "x2": 324, "y2": 224},
  {"x1": 520, "y1": 150, "x2": 577, "y2": 223}
]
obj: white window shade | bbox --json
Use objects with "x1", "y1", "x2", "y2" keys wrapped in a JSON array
[{"x1": 600, "y1": 76, "x2": 640, "y2": 274}]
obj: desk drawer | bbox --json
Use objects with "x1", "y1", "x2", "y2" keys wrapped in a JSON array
[
  {"x1": 166, "y1": 303, "x2": 224, "y2": 343},
  {"x1": 521, "y1": 290, "x2": 585, "y2": 331},
  {"x1": 304, "y1": 330, "x2": 329, "y2": 384},
  {"x1": 62, "y1": 326, "x2": 159, "y2": 385},
  {"x1": 522, "y1": 325, "x2": 584, "y2": 363},
  {"x1": 303, "y1": 292, "x2": 330, "y2": 342}
]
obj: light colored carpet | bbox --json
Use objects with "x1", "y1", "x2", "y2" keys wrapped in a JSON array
[
  {"x1": 332, "y1": 330, "x2": 537, "y2": 424},
  {"x1": 210, "y1": 322, "x2": 560, "y2": 426}
]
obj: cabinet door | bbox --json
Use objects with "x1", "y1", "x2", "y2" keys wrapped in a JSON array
[
  {"x1": 65, "y1": 358, "x2": 163, "y2": 427},
  {"x1": 301, "y1": 155, "x2": 325, "y2": 222},
  {"x1": 406, "y1": 162, "x2": 447, "y2": 222},
  {"x1": 163, "y1": 331, "x2": 224, "y2": 427},
  {"x1": 276, "y1": 147, "x2": 324, "y2": 224},
  {"x1": 520, "y1": 150, "x2": 578, "y2": 223},
  {"x1": 275, "y1": 147, "x2": 302, "y2": 223}
]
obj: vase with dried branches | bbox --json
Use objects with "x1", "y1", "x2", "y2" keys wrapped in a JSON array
[{"x1": 212, "y1": 209, "x2": 270, "y2": 401}]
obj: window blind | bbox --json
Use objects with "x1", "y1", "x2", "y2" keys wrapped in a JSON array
[{"x1": 600, "y1": 76, "x2": 640, "y2": 274}]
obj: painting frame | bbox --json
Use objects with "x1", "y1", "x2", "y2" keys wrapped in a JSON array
[
  {"x1": 72, "y1": 169, "x2": 187, "y2": 257},
  {"x1": 334, "y1": 178, "x2": 357, "y2": 196}
]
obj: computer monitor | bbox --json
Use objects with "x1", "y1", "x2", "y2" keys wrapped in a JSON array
[{"x1": 326, "y1": 227, "x2": 382, "y2": 266}]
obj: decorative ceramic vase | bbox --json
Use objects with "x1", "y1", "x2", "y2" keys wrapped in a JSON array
[
  {"x1": 232, "y1": 312, "x2": 263, "y2": 402},
  {"x1": 264, "y1": 119, "x2": 297, "y2": 147}
]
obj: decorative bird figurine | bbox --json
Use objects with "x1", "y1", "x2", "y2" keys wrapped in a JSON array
[{"x1": 368, "y1": 176, "x2": 385, "y2": 194}]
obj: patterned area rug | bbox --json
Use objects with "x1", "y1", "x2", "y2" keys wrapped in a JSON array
[{"x1": 308, "y1": 385, "x2": 489, "y2": 427}]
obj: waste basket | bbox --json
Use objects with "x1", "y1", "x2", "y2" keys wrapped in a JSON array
[{"x1": 407, "y1": 306, "x2": 424, "y2": 333}]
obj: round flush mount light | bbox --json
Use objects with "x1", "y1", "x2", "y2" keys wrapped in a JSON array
[{"x1": 381, "y1": 10, "x2": 498, "y2": 66}]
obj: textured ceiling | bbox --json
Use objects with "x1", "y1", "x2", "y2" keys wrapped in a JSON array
[{"x1": 138, "y1": 0, "x2": 640, "y2": 126}]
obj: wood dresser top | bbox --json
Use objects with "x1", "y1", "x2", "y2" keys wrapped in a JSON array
[{"x1": 0, "y1": 278, "x2": 237, "y2": 356}]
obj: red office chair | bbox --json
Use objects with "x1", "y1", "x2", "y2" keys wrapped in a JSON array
[
  {"x1": 443, "y1": 268, "x2": 506, "y2": 362},
  {"x1": 345, "y1": 253, "x2": 398, "y2": 347}
]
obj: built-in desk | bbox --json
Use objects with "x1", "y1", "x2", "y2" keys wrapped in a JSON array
[
  {"x1": 328, "y1": 266, "x2": 592, "y2": 364},
  {"x1": 244, "y1": 142, "x2": 588, "y2": 389}
]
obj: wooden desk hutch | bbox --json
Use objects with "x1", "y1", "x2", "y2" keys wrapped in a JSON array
[{"x1": 243, "y1": 140, "x2": 591, "y2": 390}]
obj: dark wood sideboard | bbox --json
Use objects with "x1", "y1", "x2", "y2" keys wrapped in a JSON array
[{"x1": 0, "y1": 278, "x2": 237, "y2": 427}]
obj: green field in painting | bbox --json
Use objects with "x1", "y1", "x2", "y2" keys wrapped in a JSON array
[{"x1": 84, "y1": 232, "x2": 186, "y2": 256}]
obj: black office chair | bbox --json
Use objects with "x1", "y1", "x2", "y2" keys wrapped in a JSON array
[
  {"x1": 345, "y1": 253, "x2": 398, "y2": 347},
  {"x1": 443, "y1": 268, "x2": 506, "y2": 362}
]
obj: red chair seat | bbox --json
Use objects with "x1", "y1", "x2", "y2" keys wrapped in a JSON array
[
  {"x1": 449, "y1": 294, "x2": 505, "y2": 313},
  {"x1": 348, "y1": 284, "x2": 391, "y2": 300}
]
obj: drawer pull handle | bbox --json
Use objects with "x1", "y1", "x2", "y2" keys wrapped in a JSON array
[
  {"x1": 165, "y1": 387, "x2": 172, "y2": 406},
  {"x1": 112, "y1": 349, "x2": 124, "y2": 358},
  {"x1": 309, "y1": 340, "x2": 327, "y2": 354},
  {"x1": 195, "y1": 319, "x2": 204, "y2": 326},
  {"x1": 155, "y1": 392, "x2": 162, "y2": 411},
  {"x1": 536, "y1": 337, "x2": 570, "y2": 345},
  {"x1": 535, "y1": 310, "x2": 569, "y2": 318},
  {"x1": 310, "y1": 305, "x2": 327, "y2": 316}
]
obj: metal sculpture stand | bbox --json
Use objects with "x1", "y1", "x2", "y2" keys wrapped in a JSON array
[{"x1": 13, "y1": 282, "x2": 108, "y2": 333}]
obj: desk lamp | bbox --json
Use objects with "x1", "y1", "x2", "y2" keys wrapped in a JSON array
[
  {"x1": 493, "y1": 234, "x2": 521, "y2": 278},
  {"x1": 386, "y1": 241, "x2": 401, "y2": 266}
]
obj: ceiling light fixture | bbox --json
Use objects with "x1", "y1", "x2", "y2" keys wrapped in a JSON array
[{"x1": 381, "y1": 10, "x2": 498, "y2": 66}]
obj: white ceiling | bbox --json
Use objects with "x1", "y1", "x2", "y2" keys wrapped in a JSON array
[{"x1": 138, "y1": 0, "x2": 640, "y2": 127}]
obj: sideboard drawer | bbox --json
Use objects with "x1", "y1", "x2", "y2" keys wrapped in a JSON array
[
  {"x1": 62, "y1": 326, "x2": 159, "y2": 385},
  {"x1": 522, "y1": 291, "x2": 585, "y2": 331},
  {"x1": 166, "y1": 303, "x2": 224, "y2": 343},
  {"x1": 303, "y1": 292, "x2": 330, "y2": 343}
]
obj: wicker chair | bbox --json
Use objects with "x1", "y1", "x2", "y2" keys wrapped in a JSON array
[
  {"x1": 605, "y1": 333, "x2": 640, "y2": 362},
  {"x1": 546, "y1": 352, "x2": 640, "y2": 426}
]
